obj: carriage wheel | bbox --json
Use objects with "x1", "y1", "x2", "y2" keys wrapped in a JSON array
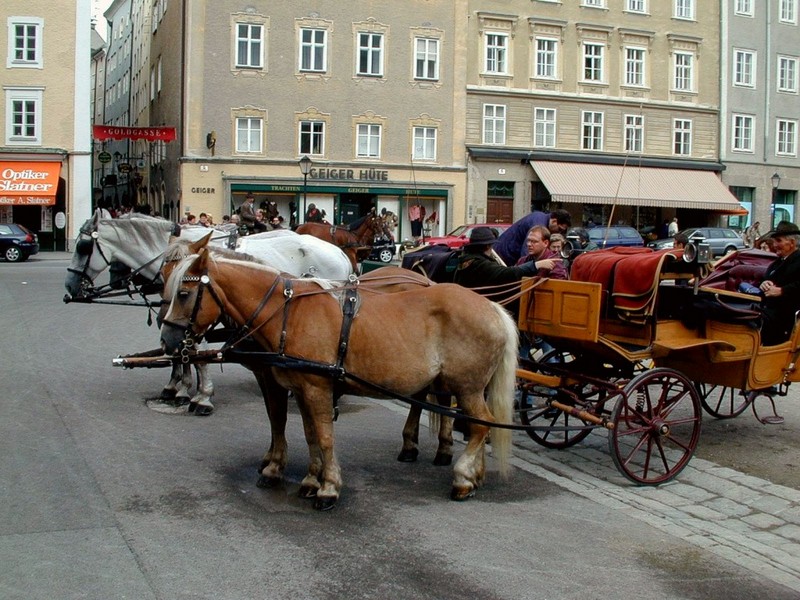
[
  {"x1": 518, "y1": 385, "x2": 594, "y2": 449},
  {"x1": 609, "y1": 368, "x2": 701, "y2": 485},
  {"x1": 695, "y1": 383, "x2": 751, "y2": 419}
]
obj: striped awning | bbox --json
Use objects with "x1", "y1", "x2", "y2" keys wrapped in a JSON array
[{"x1": 531, "y1": 161, "x2": 747, "y2": 214}]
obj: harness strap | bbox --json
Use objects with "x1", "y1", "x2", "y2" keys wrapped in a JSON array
[
  {"x1": 336, "y1": 286, "x2": 359, "y2": 372},
  {"x1": 279, "y1": 279, "x2": 293, "y2": 355}
]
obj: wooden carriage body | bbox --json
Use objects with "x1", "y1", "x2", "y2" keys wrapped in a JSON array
[{"x1": 518, "y1": 248, "x2": 800, "y2": 392}]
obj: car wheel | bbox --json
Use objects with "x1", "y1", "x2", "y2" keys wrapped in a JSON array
[
  {"x1": 378, "y1": 248, "x2": 393, "y2": 263},
  {"x1": 724, "y1": 245, "x2": 738, "y2": 255},
  {"x1": 4, "y1": 246, "x2": 22, "y2": 262}
]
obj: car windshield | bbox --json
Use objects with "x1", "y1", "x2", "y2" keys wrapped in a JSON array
[{"x1": 447, "y1": 225, "x2": 469, "y2": 237}]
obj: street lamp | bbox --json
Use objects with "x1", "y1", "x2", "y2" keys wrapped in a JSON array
[
  {"x1": 771, "y1": 172, "x2": 781, "y2": 192},
  {"x1": 299, "y1": 155, "x2": 312, "y2": 224}
]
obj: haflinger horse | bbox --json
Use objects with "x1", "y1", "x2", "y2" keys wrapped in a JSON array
[
  {"x1": 159, "y1": 236, "x2": 518, "y2": 509},
  {"x1": 64, "y1": 210, "x2": 353, "y2": 414},
  {"x1": 296, "y1": 209, "x2": 387, "y2": 270}
]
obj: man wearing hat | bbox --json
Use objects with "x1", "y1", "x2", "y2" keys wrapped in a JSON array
[{"x1": 759, "y1": 221, "x2": 800, "y2": 345}]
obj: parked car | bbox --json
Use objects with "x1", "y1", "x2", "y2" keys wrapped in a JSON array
[
  {"x1": 0, "y1": 223, "x2": 39, "y2": 262},
  {"x1": 367, "y1": 234, "x2": 397, "y2": 263},
  {"x1": 647, "y1": 227, "x2": 746, "y2": 256},
  {"x1": 422, "y1": 223, "x2": 511, "y2": 250},
  {"x1": 586, "y1": 226, "x2": 645, "y2": 248}
]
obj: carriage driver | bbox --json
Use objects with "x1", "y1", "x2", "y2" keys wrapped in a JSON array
[{"x1": 759, "y1": 221, "x2": 800, "y2": 346}]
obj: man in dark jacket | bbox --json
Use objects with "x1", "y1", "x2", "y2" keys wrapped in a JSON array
[
  {"x1": 759, "y1": 221, "x2": 800, "y2": 345},
  {"x1": 493, "y1": 209, "x2": 572, "y2": 266}
]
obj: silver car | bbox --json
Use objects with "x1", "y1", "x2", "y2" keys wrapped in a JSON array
[{"x1": 647, "y1": 227, "x2": 746, "y2": 256}]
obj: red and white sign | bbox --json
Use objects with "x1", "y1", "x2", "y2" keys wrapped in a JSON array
[
  {"x1": 93, "y1": 125, "x2": 177, "y2": 142},
  {"x1": 0, "y1": 161, "x2": 61, "y2": 205}
]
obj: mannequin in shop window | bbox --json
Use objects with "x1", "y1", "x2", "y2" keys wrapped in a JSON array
[{"x1": 408, "y1": 203, "x2": 426, "y2": 242}]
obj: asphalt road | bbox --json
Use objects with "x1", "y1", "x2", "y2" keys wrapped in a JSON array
[{"x1": 1, "y1": 254, "x2": 798, "y2": 600}]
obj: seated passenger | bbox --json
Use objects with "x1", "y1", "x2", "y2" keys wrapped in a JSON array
[{"x1": 759, "y1": 222, "x2": 800, "y2": 345}]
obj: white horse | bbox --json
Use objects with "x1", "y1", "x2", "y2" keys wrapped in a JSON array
[{"x1": 64, "y1": 210, "x2": 353, "y2": 414}]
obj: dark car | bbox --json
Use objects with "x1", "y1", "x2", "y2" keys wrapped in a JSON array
[
  {"x1": 647, "y1": 227, "x2": 746, "y2": 257},
  {"x1": 586, "y1": 226, "x2": 645, "y2": 248},
  {"x1": 368, "y1": 233, "x2": 396, "y2": 263},
  {"x1": 0, "y1": 223, "x2": 39, "y2": 262}
]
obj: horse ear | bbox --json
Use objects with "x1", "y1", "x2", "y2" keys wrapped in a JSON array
[
  {"x1": 189, "y1": 231, "x2": 213, "y2": 254},
  {"x1": 189, "y1": 246, "x2": 210, "y2": 274}
]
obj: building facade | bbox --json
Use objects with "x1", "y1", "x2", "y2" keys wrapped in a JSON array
[{"x1": 1, "y1": 0, "x2": 92, "y2": 250}]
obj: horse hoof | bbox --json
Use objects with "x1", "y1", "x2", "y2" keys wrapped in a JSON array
[
  {"x1": 159, "y1": 389, "x2": 178, "y2": 400},
  {"x1": 396, "y1": 448, "x2": 419, "y2": 463},
  {"x1": 166, "y1": 396, "x2": 190, "y2": 408},
  {"x1": 193, "y1": 404, "x2": 213, "y2": 416},
  {"x1": 450, "y1": 486, "x2": 475, "y2": 501},
  {"x1": 314, "y1": 496, "x2": 337, "y2": 511},
  {"x1": 298, "y1": 485, "x2": 318, "y2": 499},
  {"x1": 432, "y1": 453, "x2": 452, "y2": 466},
  {"x1": 256, "y1": 474, "x2": 282, "y2": 489}
]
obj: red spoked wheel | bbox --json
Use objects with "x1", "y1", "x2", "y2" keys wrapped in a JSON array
[
  {"x1": 695, "y1": 383, "x2": 751, "y2": 419},
  {"x1": 609, "y1": 368, "x2": 701, "y2": 485}
]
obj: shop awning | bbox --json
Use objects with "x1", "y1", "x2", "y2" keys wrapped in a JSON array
[
  {"x1": 0, "y1": 161, "x2": 61, "y2": 206},
  {"x1": 530, "y1": 161, "x2": 747, "y2": 214}
]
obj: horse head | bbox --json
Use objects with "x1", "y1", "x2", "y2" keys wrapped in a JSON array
[{"x1": 64, "y1": 209, "x2": 113, "y2": 299}]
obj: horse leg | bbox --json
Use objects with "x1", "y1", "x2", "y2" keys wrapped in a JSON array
[
  {"x1": 253, "y1": 369, "x2": 289, "y2": 488},
  {"x1": 450, "y1": 392, "x2": 494, "y2": 501},
  {"x1": 293, "y1": 391, "x2": 324, "y2": 500},
  {"x1": 189, "y1": 342, "x2": 215, "y2": 416},
  {"x1": 397, "y1": 400, "x2": 423, "y2": 463},
  {"x1": 432, "y1": 393, "x2": 454, "y2": 467},
  {"x1": 160, "y1": 360, "x2": 192, "y2": 406},
  {"x1": 300, "y1": 386, "x2": 341, "y2": 511}
]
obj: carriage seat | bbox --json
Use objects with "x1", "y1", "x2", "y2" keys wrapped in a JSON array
[{"x1": 703, "y1": 264, "x2": 768, "y2": 293}]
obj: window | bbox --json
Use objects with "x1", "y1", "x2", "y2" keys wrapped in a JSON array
[
  {"x1": 673, "y1": 119, "x2": 692, "y2": 155},
  {"x1": 732, "y1": 114, "x2": 754, "y2": 152},
  {"x1": 776, "y1": 119, "x2": 797, "y2": 156},
  {"x1": 624, "y1": 114, "x2": 643, "y2": 153},
  {"x1": 5, "y1": 88, "x2": 42, "y2": 144},
  {"x1": 299, "y1": 121, "x2": 324, "y2": 155},
  {"x1": 415, "y1": 38, "x2": 439, "y2": 80},
  {"x1": 625, "y1": 47, "x2": 646, "y2": 86},
  {"x1": 673, "y1": 52, "x2": 694, "y2": 91},
  {"x1": 413, "y1": 126, "x2": 437, "y2": 160},
  {"x1": 583, "y1": 0, "x2": 605, "y2": 6},
  {"x1": 778, "y1": 56, "x2": 798, "y2": 92},
  {"x1": 7, "y1": 17, "x2": 43, "y2": 68},
  {"x1": 627, "y1": 0, "x2": 646, "y2": 13},
  {"x1": 236, "y1": 23, "x2": 263, "y2": 69},
  {"x1": 582, "y1": 111, "x2": 604, "y2": 150},
  {"x1": 483, "y1": 104, "x2": 506, "y2": 145},
  {"x1": 675, "y1": 0, "x2": 695, "y2": 19},
  {"x1": 356, "y1": 124, "x2": 381, "y2": 157},
  {"x1": 534, "y1": 108, "x2": 556, "y2": 148},
  {"x1": 733, "y1": 49, "x2": 756, "y2": 87},
  {"x1": 357, "y1": 32, "x2": 383, "y2": 76},
  {"x1": 735, "y1": 0, "x2": 753, "y2": 16},
  {"x1": 535, "y1": 38, "x2": 558, "y2": 79},
  {"x1": 780, "y1": 0, "x2": 797, "y2": 23},
  {"x1": 236, "y1": 117, "x2": 262, "y2": 153},
  {"x1": 582, "y1": 43, "x2": 604, "y2": 82},
  {"x1": 300, "y1": 28, "x2": 327, "y2": 72},
  {"x1": 485, "y1": 33, "x2": 508, "y2": 74}
]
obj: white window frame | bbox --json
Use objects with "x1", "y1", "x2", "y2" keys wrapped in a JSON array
[
  {"x1": 5, "y1": 87, "x2": 43, "y2": 145},
  {"x1": 235, "y1": 23, "x2": 263, "y2": 69},
  {"x1": 625, "y1": 47, "x2": 646, "y2": 87},
  {"x1": 582, "y1": 111, "x2": 604, "y2": 151},
  {"x1": 235, "y1": 117, "x2": 263, "y2": 154},
  {"x1": 675, "y1": 0, "x2": 695, "y2": 20},
  {"x1": 624, "y1": 114, "x2": 643, "y2": 153},
  {"x1": 780, "y1": 0, "x2": 798, "y2": 24},
  {"x1": 733, "y1": 49, "x2": 756, "y2": 88},
  {"x1": 300, "y1": 28, "x2": 327, "y2": 73},
  {"x1": 483, "y1": 104, "x2": 506, "y2": 145},
  {"x1": 535, "y1": 37, "x2": 558, "y2": 79},
  {"x1": 7, "y1": 17, "x2": 44, "y2": 69},
  {"x1": 357, "y1": 32, "x2": 384, "y2": 77},
  {"x1": 412, "y1": 126, "x2": 437, "y2": 160},
  {"x1": 626, "y1": 0, "x2": 647, "y2": 13},
  {"x1": 732, "y1": 114, "x2": 754, "y2": 152},
  {"x1": 673, "y1": 51, "x2": 694, "y2": 92},
  {"x1": 735, "y1": 0, "x2": 753, "y2": 16},
  {"x1": 534, "y1": 108, "x2": 556, "y2": 148},
  {"x1": 776, "y1": 119, "x2": 797, "y2": 156},
  {"x1": 299, "y1": 120, "x2": 325, "y2": 156},
  {"x1": 356, "y1": 123, "x2": 381, "y2": 158},
  {"x1": 582, "y1": 0, "x2": 605, "y2": 7},
  {"x1": 778, "y1": 56, "x2": 799, "y2": 93},
  {"x1": 484, "y1": 32, "x2": 508, "y2": 75},
  {"x1": 582, "y1": 42, "x2": 604, "y2": 83},
  {"x1": 673, "y1": 119, "x2": 692, "y2": 156},
  {"x1": 414, "y1": 37, "x2": 439, "y2": 80}
]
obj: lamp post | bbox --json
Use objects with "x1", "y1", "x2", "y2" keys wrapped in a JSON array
[{"x1": 299, "y1": 155, "x2": 312, "y2": 224}]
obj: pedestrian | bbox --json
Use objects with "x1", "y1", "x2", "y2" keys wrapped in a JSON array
[
  {"x1": 493, "y1": 209, "x2": 572, "y2": 266},
  {"x1": 744, "y1": 221, "x2": 761, "y2": 248},
  {"x1": 516, "y1": 225, "x2": 569, "y2": 280},
  {"x1": 668, "y1": 217, "x2": 679, "y2": 237},
  {"x1": 240, "y1": 192, "x2": 266, "y2": 233},
  {"x1": 305, "y1": 203, "x2": 323, "y2": 223},
  {"x1": 198, "y1": 212, "x2": 211, "y2": 227}
]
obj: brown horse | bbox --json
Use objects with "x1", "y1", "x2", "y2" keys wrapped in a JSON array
[
  {"x1": 296, "y1": 211, "x2": 386, "y2": 270},
  {"x1": 160, "y1": 238, "x2": 517, "y2": 510}
]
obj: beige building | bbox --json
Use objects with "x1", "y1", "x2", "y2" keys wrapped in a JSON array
[{"x1": 1, "y1": 0, "x2": 93, "y2": 250}]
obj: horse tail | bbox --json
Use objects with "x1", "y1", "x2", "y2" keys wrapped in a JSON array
[{"x1": 485, "y1": 302, "x2": 518, "y2": 478}]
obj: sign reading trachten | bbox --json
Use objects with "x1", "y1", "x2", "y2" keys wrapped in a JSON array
[{"x1": 0, "y1": 162, "x2": 61, "y2": 205}]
